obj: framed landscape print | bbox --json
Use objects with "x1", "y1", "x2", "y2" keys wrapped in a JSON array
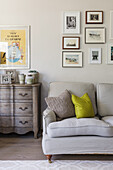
[
  {"x1": 62, "y1": 37, "x2": 80, "y2": 50},
  {"x1": 0, "y1": 25, "x2": 30, "y2": 69},
  {"x1": 110, "y1": 11, "x2": 113, "y2": 39},
  {"x1": 85, "y1": 27, "x2": 105, "y2": 44},
  {"x1": 89, "y1": 48, "x2": 101, "y2": 64},
  {"x1": 107, "y1": 44, "x2": 113, "y2": 64},
  {"x1": 62, "y1": 51, "x2": 82, "y2": 68},
  {"x1": 63, "y1": 11, "x2": 80, "y2": 34},
  {"x1": 86, "y1": 11, "x2": 103, "y2": 24}
]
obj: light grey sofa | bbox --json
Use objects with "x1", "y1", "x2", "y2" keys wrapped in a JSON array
[{"x1": 42, "y1": 82, "x2": 113, "y2": 162}]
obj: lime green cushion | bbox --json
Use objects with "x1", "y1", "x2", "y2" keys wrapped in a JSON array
[{"x1": 72, "y1": 93, "x2": 95, "y2": 119}]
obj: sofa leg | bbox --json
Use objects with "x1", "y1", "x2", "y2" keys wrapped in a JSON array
[{"x1": 46, "y1": 155, "x2": 52, "y2": 163}]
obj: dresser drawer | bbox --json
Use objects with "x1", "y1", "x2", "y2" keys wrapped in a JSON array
[
  {"x1": 0, "y1": 88, "x2": 13, "y2": 100},
  {"x1": 0, "y1": 117, "x2": 13, "y2": 127},
  {"x1": 0, "y1": 103, "x2": 13, "y2": 115},
  {"x1": 15, "y1": 103, "x2": 32, "y2": 115},
  {"x1": 15, "y1": 117, "x2": 33, "y2": 127},
  {"x1": 14, "y1": 88, "x2": 32, "y2": 100}
]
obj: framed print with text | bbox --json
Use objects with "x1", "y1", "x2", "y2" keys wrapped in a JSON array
[
  {"x1": 63, "y1": 11, "x2": 80, "y2": 34},
  {"x1": 0, "y1": 25, "x2": 30, "y2": 69},
  {"x1": 62, "y1": 51, "x2": 82, "y2": 68},
  {"x1": 62, "y1": 36, "x2": 80, "y2": 50},
  {"x1": 85, "y1": 27, "x2": 105, "y2": 44}
]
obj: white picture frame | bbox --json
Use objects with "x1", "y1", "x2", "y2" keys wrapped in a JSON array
[
  {"x1": 63, "y1": 11, "x2": 80, "y2": 34},
  {"x1": 85, "y1": 27, "x2": 105, "y2": 44},
  {"x1": 107, "y1": 44, "x2": 113, "y2": 64},
  {"x1": 110, "y1": 11, "x2": 113, "y2": 39},
  {"x1": 1, "y1": 74, "x2": 11, "y2": 84},
  {"x1": 5, "y1": 69, "x2": 16, "y2": 83},
  {"x1": 62, "y1": 51, "x2": 82, "y2": 68},
  {"x1": 89, "y1": 48, "x2": 101, "y2": 64}
]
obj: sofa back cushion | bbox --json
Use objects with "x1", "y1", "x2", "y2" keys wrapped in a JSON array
[
  {"x1": 97, "y1": 83, "x2": 113, "y2": 116},
  {"x1": 48, "y1": 82, "x2": 97, "y2": 115}
]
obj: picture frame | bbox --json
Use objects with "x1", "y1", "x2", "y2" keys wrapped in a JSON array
[
  {"x1": 85, "y1": 27, "x2": 105, "y2": 44},
  {"x1": 86, "y1": 11, "x2": 103, "y2": 24},
  {"x1": 0, "y1": 25, "x2": 30, "y2": 69},
  {"x1": 110, "y1": 11, "x2": 113, "y2": 39},
  {"x1": 1, "y1": 74, "x2": 11, "y2": 84},
  {"x1": 62, "y1": 37, "x2": 80, "y2": 50},
  {"x1": 63, "y1": 11, "x2": 80, "y2": 34},
  {"x1": 107, "y1": 44, "x2": 113, "y2": 64},
  {"x1": 89, "y1": 48, "x2": 101, "y2": 64},
  {"x1": 5, "y1": 69, "x2": 16, "y2": 83},
  {"x1": 62, "y1": 51, "x2": 82, "y2": 68}
]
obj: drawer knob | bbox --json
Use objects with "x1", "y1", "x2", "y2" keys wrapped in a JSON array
[
  {"x1": 19, "y1": 93, "x2": 28, "y2": 97},
  {"x1": 19, "y1": 121, "x2": 28, "y2": 125},
  {"x1": 19, "y1": 107, "x2": 28, "y2": 111}
]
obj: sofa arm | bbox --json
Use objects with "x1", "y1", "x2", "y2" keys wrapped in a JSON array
[{"x1": 43, "y1": 108, "x2": 56, "y2": 134}]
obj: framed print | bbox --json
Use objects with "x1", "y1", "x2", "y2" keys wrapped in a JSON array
[
  {"x1": 63, "y1": 11, "x2": 80, "y2": 34},
  {"x1": 5, "y1": 69, "x2": 16, "y2": 83},
  {"x1": 86, "y1": 11, "x2": 103, "y2": 24},
  {"x1": 89, "y1": 48, "x2": 101, "y2": 64},
  {"x1": 62, "y1": 51, "x2": 82, "y2": 68},
  {"x1": 85, "y1": 27, "x2": 105, "y2": 44},
  {"x1": 62, "y1": 37, "x2": 80, "y2": 50},
  {"x1": 0, "y1": 25, "x2": 30, "y2": 69},
  {"x1": 1, "y1": 74, "x2": 11, "y2": 84},
  {"x1": 110, "y1": 11, "x2": 113, "y2": 39},
  {"x1": 107, "y1": 44, "x2": 113, "y2": 64}
]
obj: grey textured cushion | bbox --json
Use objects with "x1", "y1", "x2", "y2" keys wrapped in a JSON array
[
  {"x1": 47, "y1": 117, "x2": 113, "y2": 138},
  {"x1": 48, "y1": 82, "x2": 97, "y2": 115},
  {"x1": 97, "y1": 83, "x2": 113, "y2": 116},
  {"x1": 45, "y1": 90, "x2": 75, "y2": 119}
]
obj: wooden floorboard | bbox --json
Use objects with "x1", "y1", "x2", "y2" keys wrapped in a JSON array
[{"x1": 0, "y1": 132, "x2": 113, "y2": 160}]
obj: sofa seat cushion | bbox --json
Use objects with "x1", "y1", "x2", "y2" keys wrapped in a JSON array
[{"x1": 47, "y1": 117, "x2": 113, "y2": 138}]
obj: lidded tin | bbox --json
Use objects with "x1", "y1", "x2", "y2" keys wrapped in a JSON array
[
  {"x1": 28, "y1": 70, "x2": 39, "y2": 83},
  {"x1": 26, "y1": 74, "x2": 34, "y2": 84}
]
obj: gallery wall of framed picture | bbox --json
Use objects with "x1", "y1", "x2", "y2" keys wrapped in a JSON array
[{"x1": 61, "y1": 10, "x2": 113, "y2": 67}]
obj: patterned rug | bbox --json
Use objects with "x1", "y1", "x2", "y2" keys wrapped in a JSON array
[{"x1": 0, "y1": 160, "x2": 113, "y2": 170}]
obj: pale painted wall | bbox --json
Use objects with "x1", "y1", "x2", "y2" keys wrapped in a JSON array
[{"x1": 0, "y1": 0, "x2": 113, "y2": 111}]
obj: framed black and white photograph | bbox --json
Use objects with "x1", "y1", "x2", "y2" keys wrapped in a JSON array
[
  {"x1": 1, "y1": 74, "x2": 11, "y2": 84},
  {"x1": 86, "y1": 11, "x2": 103, "y2": 24},
  {"x1": 63, "y1": 11, "x2": 80, "y2": 34},
  {"x1": 107, "y1": 44, "x2": 113, "y2": 64},
  {"x1": 62, "y1": 51, "x2": 82, "y2": 68},
  {"x1": 89, "y1": 48, "x2": 101, "y2": 64},
  {"x1": 110, "y1": 11, "x2": 113, "y2": 39},
  {"x1": 85, "y1": 27, "x2": 105, "y2": 44},
  {"x1": 5, "y1": 69, "x2": 16, "y2": 83},
  {"x1": 62, "y1": 37, "x2": 80, "y2": 50}
]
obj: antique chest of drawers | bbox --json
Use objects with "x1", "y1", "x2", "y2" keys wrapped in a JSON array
[{"x1": 0, "y1": 83, "x2": 41, "y2": 138}]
